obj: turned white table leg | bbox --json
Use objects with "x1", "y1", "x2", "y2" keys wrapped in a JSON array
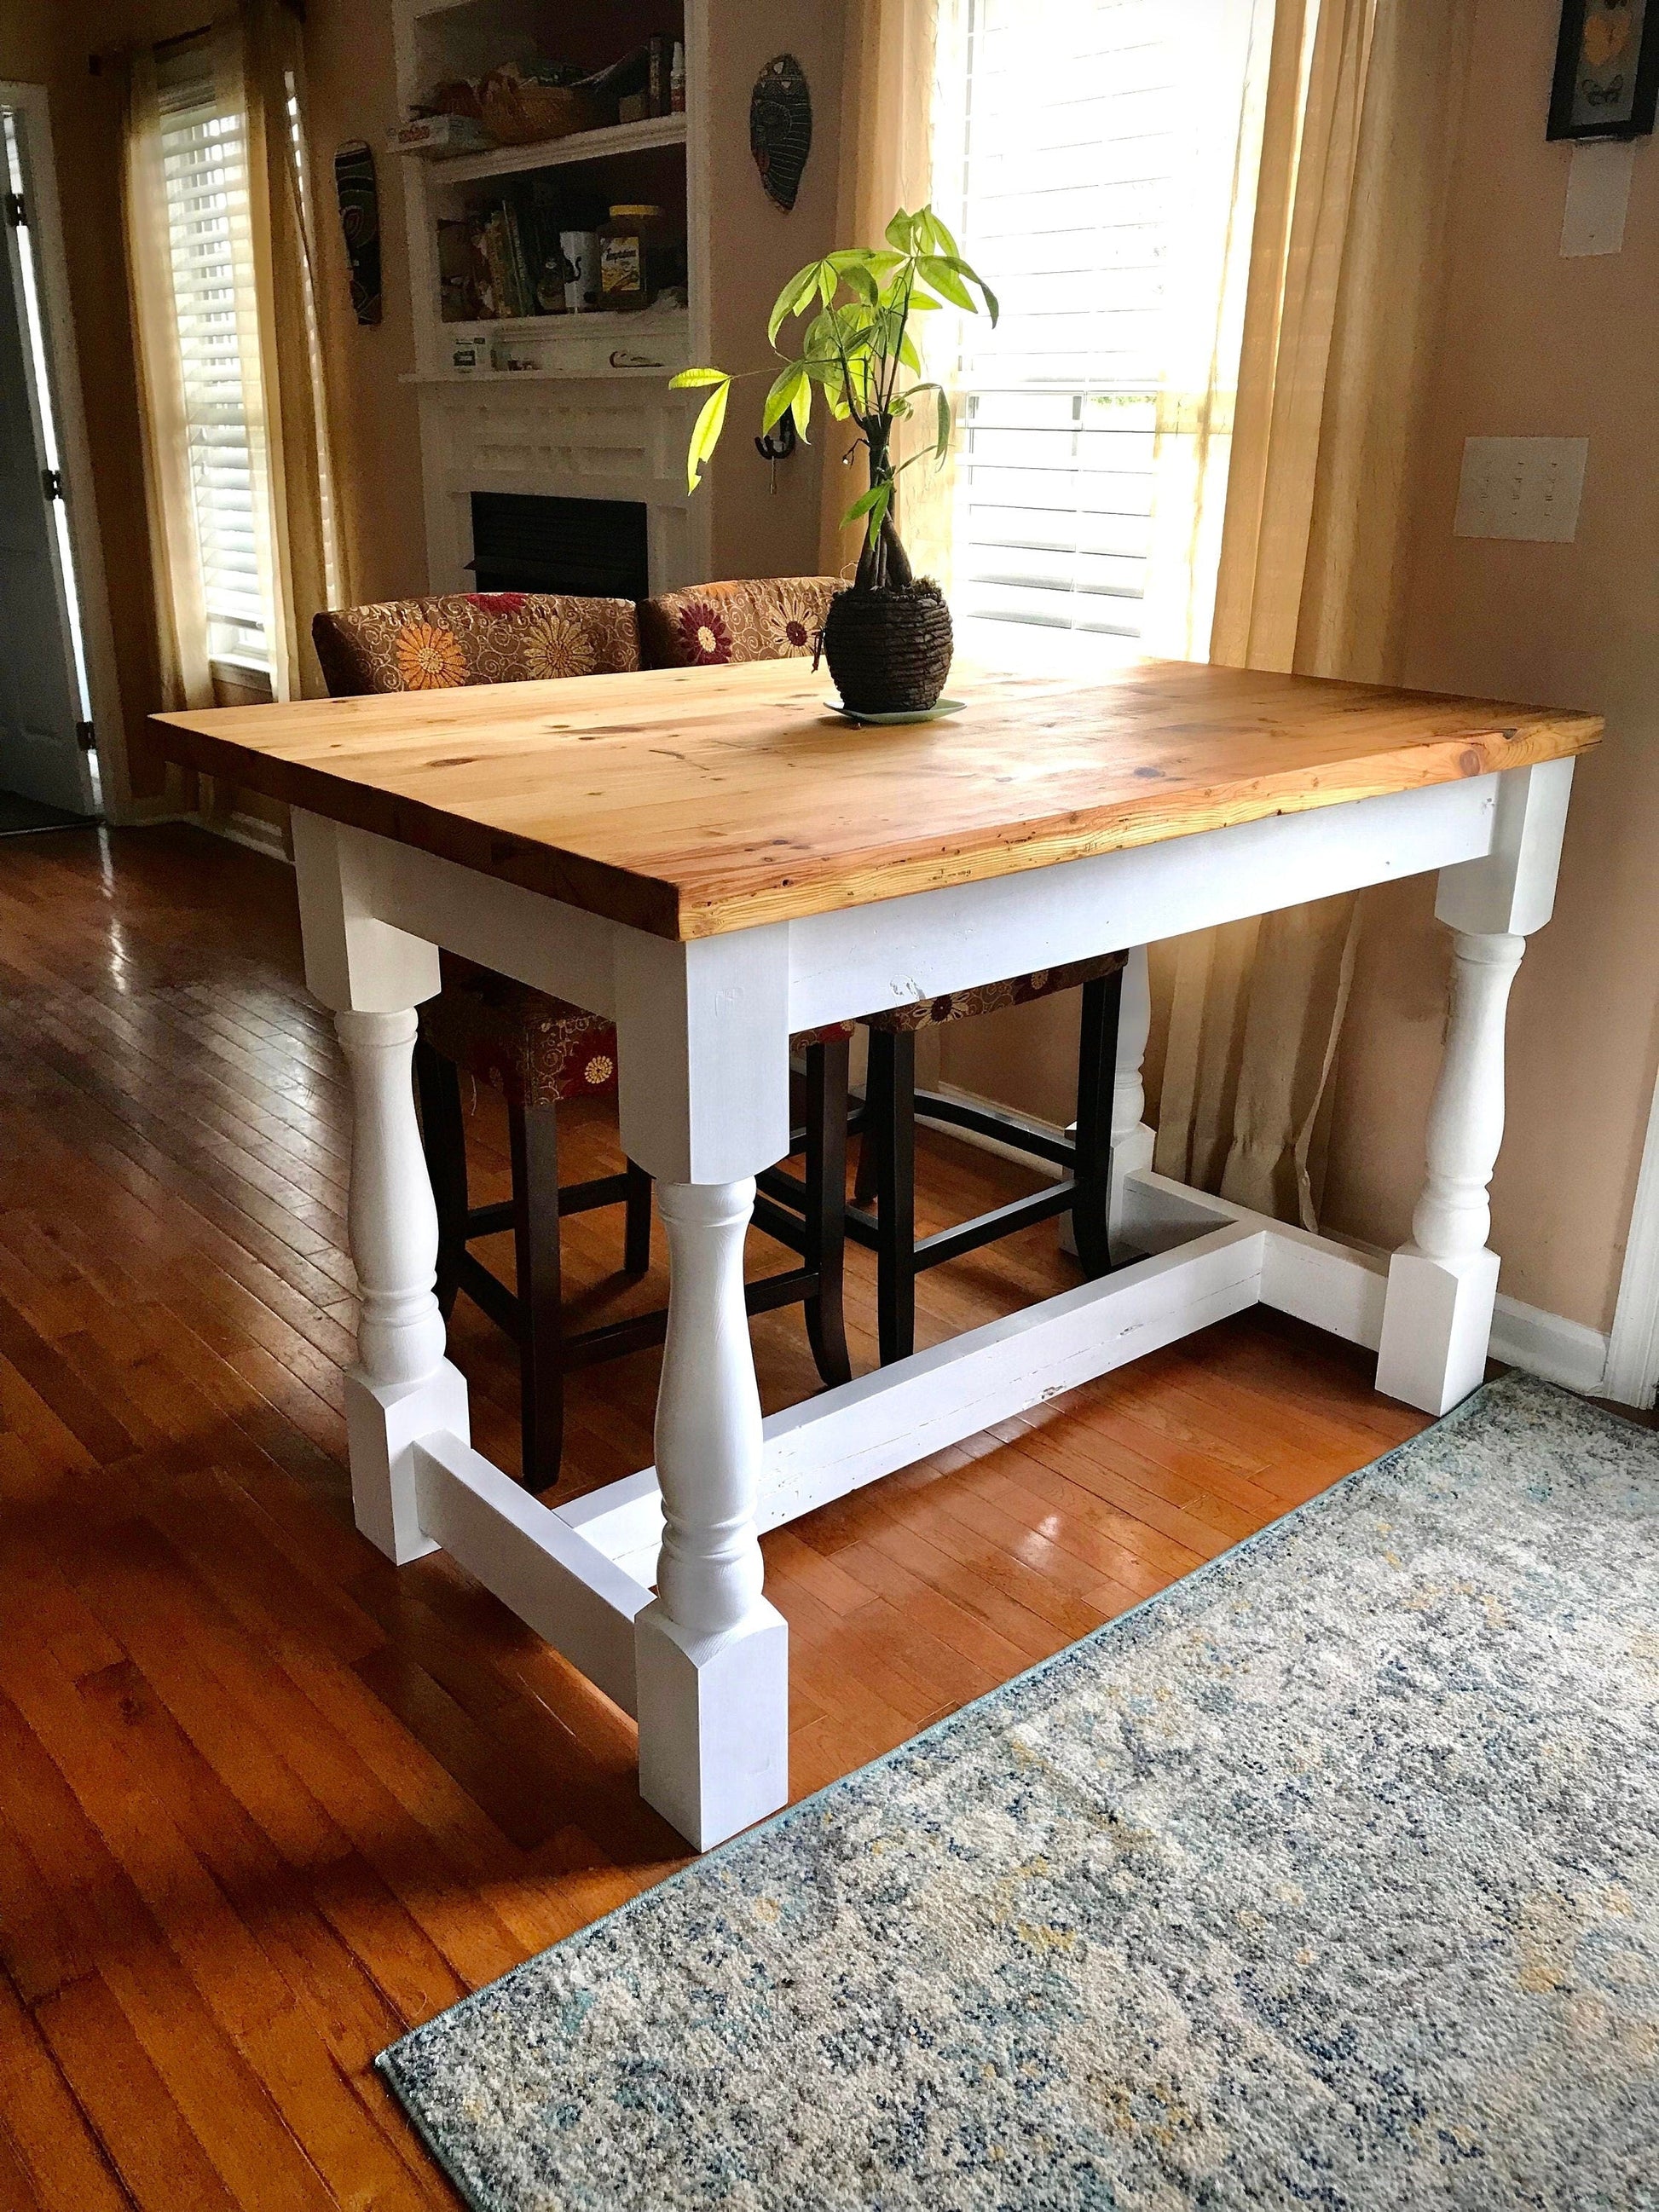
[
  {"x1": 1375, "y1": 930, "x2": 1524, "y2": 1414},
  {"x1": 1109, "y1": 944, "x2": 1156, "y2": 1258},
  {"x1": 290, "y1": 809, "x2": 468, "y2": 1565},
  {"x1": 635, "y1": 1177, "x2": 788, "y2": 1851},
  {"x1": 335, "y1": 1008, "x2": 471, "y2": 1562}
]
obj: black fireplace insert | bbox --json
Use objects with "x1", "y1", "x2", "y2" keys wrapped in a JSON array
[{"x1": 468, "y1": 491, "x2": 650, "y2": 601}]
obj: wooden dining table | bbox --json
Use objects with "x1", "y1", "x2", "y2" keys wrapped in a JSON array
[{"x1": 153, "y1": 654, "x2": 1600, "y2": 1851}]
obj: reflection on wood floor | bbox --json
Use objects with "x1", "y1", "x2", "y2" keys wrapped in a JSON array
[{"x1": 0, "y1": 824, "x2": 1426, "y2": 2209}]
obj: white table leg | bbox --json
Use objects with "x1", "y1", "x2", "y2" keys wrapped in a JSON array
[
  {"x1": 1376, "y1": 757, "x2": 1574, "y2": 1416},
  {"x1": 634, "y1": 1178, "x2": 788, "y2": 1851},
  {"x1": 336, "y1": 1009, "x2": 471, "y2": 1562},
  {"x1": 1376, "y1": 933, "x2": 1524, "y2": 1413},
  {"x1": 613, "y1": 926, "x2": 795, "y2": 1851},
  {"x1": 290, "y1": 809, "x2": 469, "y2": 1562}
]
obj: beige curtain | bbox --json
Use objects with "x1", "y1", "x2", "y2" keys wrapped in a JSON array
[
  {"x1": 1153, "y1": 0, "x2": 1476, "y2": 1227},
  {"x1": 124, "y1": 0, "x2": 344, "y2": 714},
  {"x1": 243, "y1": 0, "x2": 346, "y2": 698},
  {"x1": 817, "y1": 0, "x2": 955, "y2": 584}
]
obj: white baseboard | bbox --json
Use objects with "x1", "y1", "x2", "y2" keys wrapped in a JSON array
[
  {"x1": 1488, "y1": 1295, "x2": 1609, "y2": 1396},
  {"x1": 920, "y1": 1079, "x2": 1614, "y2": 1399},
  {"x1": 197, "y1": 808, "x2": 293, "y2": 865}
]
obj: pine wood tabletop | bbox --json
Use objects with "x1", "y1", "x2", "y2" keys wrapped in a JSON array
[{"x1": 151, "y1": 656, "x2": 1601, "y2": 940}]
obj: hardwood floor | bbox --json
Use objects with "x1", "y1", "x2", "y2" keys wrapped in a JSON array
[{"x1": 0, "y1": 824, "x2": 1428, "y2": 2210}]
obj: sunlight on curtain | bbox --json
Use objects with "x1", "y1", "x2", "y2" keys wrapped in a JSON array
[
  {"x1": 1155, "y1": 0, "x2": 1476, "y2": 1230},
  {"x1": 125, "y1": 1, "x2": 344, "y2": 709}
]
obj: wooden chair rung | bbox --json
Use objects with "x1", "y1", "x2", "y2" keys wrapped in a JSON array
[{"x1": 911, "y1": 1181, "x2": 1078, "y2": 1270}]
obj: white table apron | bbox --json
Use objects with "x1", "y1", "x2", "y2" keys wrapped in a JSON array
[{"x1": 289, "y1": 752, "x2": 1575, "y2": 1851}]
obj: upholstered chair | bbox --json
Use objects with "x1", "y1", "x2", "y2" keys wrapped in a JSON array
[
  {"x1": 313, "y1": 589, "x2": 641, "y2": 694},
  {"x1": 313, "y1": 592, "x2": 851, "y2": 1490},
  {"x1": 638, "y1": 576, "x2": 841, "y2": 669}
]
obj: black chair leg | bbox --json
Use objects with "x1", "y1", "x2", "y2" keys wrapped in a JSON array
[
  {"x1": 414, "y1": 1039, "x2": 468, "y2": 1322},
  {"x1": 802, "y1": 1037, "x2": 853, "y2": 1387},
  {"x1": 509, "y1": 1100, "x2": 565, "y2": 1491},
  {"x1": 623, "y1": 1159, "x2": 653, "y2": 1275},
  {"x1": 1072, "y1": 967, "x2": 1123, "y2": 1279},
  {"x1": 867, "y1": 1027, "x2": 917, "y2": 1365}
]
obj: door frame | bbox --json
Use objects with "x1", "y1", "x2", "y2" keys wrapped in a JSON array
[
  {"x1": 1604, "y1": 1054, "x2": 1659, "y2": 1407},
  {"x1": 0, "y1": 81, "x2": 125, "y2": 818}
]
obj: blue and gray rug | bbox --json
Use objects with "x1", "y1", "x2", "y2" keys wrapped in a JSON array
[{"x1": 379, "y1": 1374, "x2": 1659, "y2": 2209}]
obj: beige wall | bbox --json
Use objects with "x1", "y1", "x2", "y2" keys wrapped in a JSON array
[
  {"x1": 705, "y1": 0, "x2": 843, "y2": 580},
  {"x1": 950, "y1": 0, "x2": 1659, "y2": 1341},
  {"x1": 1321, "y1": 0, "x2": 1659, "y2": 1334}
]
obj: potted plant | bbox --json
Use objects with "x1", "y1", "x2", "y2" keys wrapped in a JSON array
[{"x1": 670, "y1": 205, "x2": 997, "y2": 717}]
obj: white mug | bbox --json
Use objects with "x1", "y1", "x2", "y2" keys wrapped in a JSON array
[{"x1": 558, "y1": 230, "x2": 598, "y2": 314}]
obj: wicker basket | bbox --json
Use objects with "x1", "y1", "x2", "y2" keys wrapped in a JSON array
[
  {"x1": 479, "y1": 71, "x2": 602, "y2": 146},
  {"x1": 821, "y1": 581, "x2": 954, "y2": 717}
]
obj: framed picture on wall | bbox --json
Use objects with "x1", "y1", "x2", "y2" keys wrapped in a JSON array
[{"x1": 1549, "y1": 0, "x2": 1659, "y2": 139}]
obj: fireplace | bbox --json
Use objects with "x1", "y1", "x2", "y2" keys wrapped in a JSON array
[{"x1": 468, "y1": 492, "x2": 650, "y2": 601}]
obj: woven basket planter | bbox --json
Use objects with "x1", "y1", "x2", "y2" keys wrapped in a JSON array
[{"x1": 821, "y1": 582, "x2": 953, "y2": 718}]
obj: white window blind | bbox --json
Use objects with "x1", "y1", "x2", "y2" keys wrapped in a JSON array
[
  {"x1": 155, "y1": 38, "x2": 269, "y2": 671},
  {"x1": 944, "y1": 0, "x2": 1263, "y2": 667}
]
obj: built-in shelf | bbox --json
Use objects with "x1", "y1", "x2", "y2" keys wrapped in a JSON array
[
  {"x1": 442, "y1": 307, "x2": 689, "y2": 339},
  {"x1": 423, "y1": 110, "x2": 687, "y2": 188}
]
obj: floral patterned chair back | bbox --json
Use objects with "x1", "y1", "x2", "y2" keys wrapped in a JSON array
[
  {"x1": 638, "y1": 577, "x2": 841, "y2": 670},
  {"x1": 312, "y1": 592, "x2": 640, "y2": 697}
]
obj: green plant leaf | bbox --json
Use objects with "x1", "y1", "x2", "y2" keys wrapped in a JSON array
[
  {"x1": 761, "y1": 361, "x2": 806, "y2": 433},
  {"x1": 954, "y1": 254, "x2": 999, "y2": 325},
  {"x1": 768, "y1": 261, "x2": 823, "y2": 346},
  {"x1": 685, "y1": 377, "x2": 730, "y2": 493},
  {"x1": 841, "y1": 478, "x2": 893, "y2": 546},
  {"x1": 936, "y1": 384, "x2": 951, "y2": 460},
  {"x1": 884, "y1": 208, "x2": 916, "y2": 251},
  {"x1": 917, "y1": 255, "x2": 976, "y2": 313},
  {"x1": 790, "y1": 375, "x2": 812, "y2": 442},
  {"x1": 669, "y1": 367, "x2": 731, "y2": 388}
]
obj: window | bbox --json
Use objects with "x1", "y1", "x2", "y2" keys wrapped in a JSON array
[
  {"x1": 155, "y1": 36, "x2": 270, "y2": 673},
  {"x1": 940, "y1": 0, "x2": 1269, "y2": 669}
]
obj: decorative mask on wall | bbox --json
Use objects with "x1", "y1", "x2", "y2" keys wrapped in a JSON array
[
  {"x1": 334, "y1": 141, "x2": 383, "y2": 326},
  {"x1": 750, "y1": 53, "x2": 812, "y2": 212}
]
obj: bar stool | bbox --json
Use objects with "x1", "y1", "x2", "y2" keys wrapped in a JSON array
[
  {"x1": 852, "y1": 955, "x2": 1128, "y2": 1363},
  {"x1": 313, "y1": 592, "x2": 851, "y2": 1488}
]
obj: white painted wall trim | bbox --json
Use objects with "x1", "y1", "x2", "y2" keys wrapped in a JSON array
[
  {"x1": 1602, "y1": 1060, "x2": 1659, "y2": 1408},
  {"x1": 199, "y1": 806, "x2": 292, "y2": 865},
  {"x1": 1488, "y1": 1295, "x2": 1609, "y2": 1396}
]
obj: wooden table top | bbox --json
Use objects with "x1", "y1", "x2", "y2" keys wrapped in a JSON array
[{"x1": 152, "y1": 657, "x2": 1601, "y2": 941}]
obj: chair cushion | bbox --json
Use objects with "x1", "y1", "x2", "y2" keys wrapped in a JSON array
[
  {"x1": 863, "y1": 951, "x2": 1127, "y2": 1033},
  {"x1": 638, "y1": 578, "x2": 841, "y2": 668},
  {"x1": 312, "y1": 592, "x2": 640, "y2": 698},
  {"x1": 422, "y1": 962, "x2": 848, "y2": 1109},
  {"x1": 419, "y1": 959, "x2": 621, "y2": 1112}
]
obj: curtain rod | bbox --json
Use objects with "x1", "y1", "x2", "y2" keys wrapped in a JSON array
[{"x1": 91, "y1": 0, "x2": 307, "y2": 66}]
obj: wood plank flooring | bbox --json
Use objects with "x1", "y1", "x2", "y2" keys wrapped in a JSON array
[{"x1": 0, "y1": 824, "x2": 1429, "y2": 2210}]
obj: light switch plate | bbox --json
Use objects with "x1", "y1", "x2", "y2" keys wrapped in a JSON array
[
  {"x1": 1454, "y1": 436, "x2": 1588, "y2": 543},
  {"x1": 1561, "y1": 140, "x2": 1635, "y2": 256}
]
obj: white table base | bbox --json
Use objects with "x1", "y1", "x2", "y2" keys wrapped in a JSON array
[{"x1": 291, "y1": 755, "x2": 1574, "y2": 1849}]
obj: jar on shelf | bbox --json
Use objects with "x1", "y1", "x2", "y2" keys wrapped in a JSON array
[{"x1": 598, "y1": 204, "x2": 672, "y2": 312}]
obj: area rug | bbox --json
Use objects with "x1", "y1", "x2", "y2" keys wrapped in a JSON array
[{"x1": 378, "y1": 1374, "x2": 1659, "y2": 2210}]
